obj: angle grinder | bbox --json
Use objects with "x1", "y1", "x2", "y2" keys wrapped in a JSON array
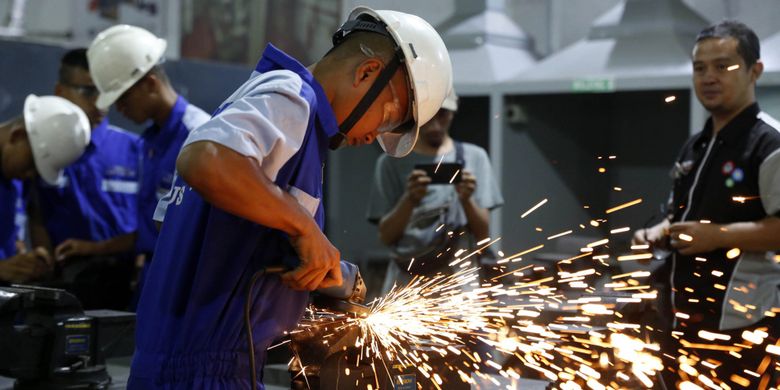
[{"x1": 265, "y1": 259, "x2": 369, "y2": 316}]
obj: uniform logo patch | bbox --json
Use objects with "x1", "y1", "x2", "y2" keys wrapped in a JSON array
[
  {"x1": 106, "y1": 165, "x2": 137, "y2": 178},
  {"x1": 721, "y1": 161, "x2": 743, "y2": 187},
  {"x1": 721, "y1": 161, "x2": 734, "y2": 175}
]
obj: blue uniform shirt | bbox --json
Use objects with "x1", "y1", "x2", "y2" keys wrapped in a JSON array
[
  {"x1": 35, "y1": 120, "x2": 140, "y2": 246},
  {"x1": 129, "y1": 44, "x2": 339, "y2": 389},
  {"x1": 0, "y1": 178, "x2": 22, "y2": 259},
  {"x1": 136, "y1": 96, "x2": 209, "y2": 255}
]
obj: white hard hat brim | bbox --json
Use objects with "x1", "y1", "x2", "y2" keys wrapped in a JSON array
[
  {"x1": 441, "y1": 87, "x2": 458, "y2": 111},
  {"x1": 24, "y1": 95, "x2": 64, "y2": 185},
  {"x1": 96, "y1": 88, "x2": 124, "y2": 111},
  {"x1": 36, "y1": 158, "x2": 62, "y2": 185}
]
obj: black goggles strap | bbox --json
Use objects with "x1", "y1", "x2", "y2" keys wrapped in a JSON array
[{"x1": 329, "y1": 53, "x2": 403, "y2": 150}]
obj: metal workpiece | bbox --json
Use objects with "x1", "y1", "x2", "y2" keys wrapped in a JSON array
[{"x1": 289, "y1": 310, "x2": 471, "y2": 390}]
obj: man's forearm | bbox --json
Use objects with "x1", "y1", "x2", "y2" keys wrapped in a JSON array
[
  {"x1": 93, "y1": 233, "x2": 136, "y2": 256},
  {"x1": 177, "y1": 142, "x2": 318, "y2": 238},
  {"x1": 27, "y1": 187, "x2": 52, "y2": 252},
  {"x1": 29, "y1": 222, "x2": 52, "y2": 253},
  {"x1": 378, "y1": 194, "x2": 416, "y2": 246},
  {"x1": 461, "y1": 197, "x2": 490, "y2": 241},
  {"x1": 719, "y1": 216, "x2": 780, "y2": 251}
]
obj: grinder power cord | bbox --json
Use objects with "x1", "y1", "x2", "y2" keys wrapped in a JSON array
[{"x1": 244, "y1": 260, "x2": 367, "y2": 389}]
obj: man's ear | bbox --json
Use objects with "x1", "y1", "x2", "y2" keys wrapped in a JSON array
[
  {"x1": 9, "y1": 122, "x2": 28, "y2": 145},
  {"x1": 139, "y1": 74, "x2": 158, "y2": 93},
  {"x1": 352, "y1": 58, "x2": 383, "y2": 87},
  {"x1": 751, "y1": 60, "x2": 764, "y2": 83},
  {"x1": 54, "y1": 82, "x2": 64, "y2": 97}
]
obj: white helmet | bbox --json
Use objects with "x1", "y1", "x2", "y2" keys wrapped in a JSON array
[
  {"x1": 23, "y1": 95, "x2": 91, "y2": 185},
  {"x1": 87, "y1": 24, "x2": 167, "y2": 110},
  {"x1": 335, "y1": 7, "x2": 452, "y2": 157},
  {"x1": 441, "y1": 87, "x2": 458, "y2": 112}
]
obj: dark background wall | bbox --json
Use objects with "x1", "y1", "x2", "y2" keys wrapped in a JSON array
[
  {"x1": 0, "y1": 39, "x2": 250, "y2": 134},
  {"x1": 500, "y1": 90, "x2": 690, "y2": 258}
]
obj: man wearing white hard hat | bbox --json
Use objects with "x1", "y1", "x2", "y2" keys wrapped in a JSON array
[
  {"x1": 86, "y1": 25, "x2": 210, "y2": 290},
  {"x1": 0, "y1": 95, "x2": 90, "y2": 283},
  {"x1": 127, "y1": 7, "x2": 451, "y2": 389},
  {"x1": 367, "y1": 88, "x2": 503, "y2": 286},
  {"x1": 26, "y1": 49, "x2": 142, "y2": 310}
]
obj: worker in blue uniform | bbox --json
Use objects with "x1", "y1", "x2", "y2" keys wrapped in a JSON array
[
  {"x1": 85, "y1": 25, "x2": 210, "y2": 298},
  {"x1": 127, "y1": 7, "x2": 453, "y2": 389},
  {"x1": 26, "y1": 49, "x2": 141, "y2": 309},
  {"x1": 0, "y1": 95, "x2": 90, "y2": 284}
]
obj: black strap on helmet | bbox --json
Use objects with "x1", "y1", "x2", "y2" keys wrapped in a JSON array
[
  {"x1": 332, "y1": 14, "x2": 392, "y2": 46},
  {"x1": 327, "y1": 13, "x2": 406, "y2": 150},
  {"x1": 328, "y1": 53, "x2": 402, "y2": 149}
]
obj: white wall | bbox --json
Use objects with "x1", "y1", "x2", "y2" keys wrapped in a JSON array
[
  {"x1": 685, "y1": 0, "x2": 780, "y2": 39},
  {"x1": 342, "y1": 0, "x2": 780, "y2": 58},
  {"x1": 0, "y1": 0, "x2": 177, "y2": 58},
  {"x1": 341, "y1": 0, "x2": 455, "y2": 27},
  {"x1": 6, "y1": 0, "x2": 779, "y2": 62}
]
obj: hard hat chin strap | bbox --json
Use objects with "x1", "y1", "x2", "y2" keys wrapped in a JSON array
[{"x1": 328, "y1": 53, "x2": 402, "y2": 150}]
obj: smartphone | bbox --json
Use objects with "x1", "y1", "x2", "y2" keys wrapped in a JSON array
[{"x1": 414, "y1": 162, "x2": 463, "y2": 184}]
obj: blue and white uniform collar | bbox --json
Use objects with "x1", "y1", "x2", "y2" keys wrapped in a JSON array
[{"x1": 255, "y1": 44, "x2": 340, "y2": 140}]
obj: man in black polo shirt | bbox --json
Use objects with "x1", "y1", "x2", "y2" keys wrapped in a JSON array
[{"x1": 634, "y1": 20, "x2": 780, "y2": 388}]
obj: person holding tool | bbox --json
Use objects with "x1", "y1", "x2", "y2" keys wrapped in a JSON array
[
  {"x1": 127, "y1": 7, "x2": 452, "y2": 389},
  {"x1": 0, "y1": 95, "x2": 90, "y2": 284},
  {"x1": 83, "y1": 25, "x2": 210, "y2": 282},
  {"x1": 27, "y1": 48, "x2": 141, "y2": 310},
  {"x1": 30, "y1": 48, "x2": 140, "y2": 263}
]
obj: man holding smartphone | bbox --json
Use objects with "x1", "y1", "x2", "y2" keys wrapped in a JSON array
[{"x1": 367, "y1": 89, "x2": 503, "y2": 289}]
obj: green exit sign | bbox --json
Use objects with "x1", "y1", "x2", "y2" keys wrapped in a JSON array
[{"x1": 571, "y1": 78, "x2": 615, "y2": 92}]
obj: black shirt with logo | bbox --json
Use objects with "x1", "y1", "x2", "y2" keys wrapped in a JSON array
[{"x1": 669, "y1": 103, "x2": 780, "y2": 329}]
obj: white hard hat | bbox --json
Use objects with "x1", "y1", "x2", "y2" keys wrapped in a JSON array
[
  {"x1": 87, "y1": 24, "x2": 167, "y2": 110},
  {"x1": 441, "y1": 87, "x2": 458, "y2": 112},
  {"x1": 336, "y1": 7, "x2": 452, "y2": 157},
  {"x1": 23, "y1": 95, "x2": 91, "y2": 185}
]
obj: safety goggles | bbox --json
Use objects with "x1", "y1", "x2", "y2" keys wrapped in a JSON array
[
  {"x1": 360, "y1": 44, "x2": 412, "y2": 134},
  {"x1": 377, "y1": 78, "x2": 413, "y2": 134}
]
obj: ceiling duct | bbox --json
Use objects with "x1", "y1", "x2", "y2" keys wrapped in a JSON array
[
  {"x1": 505, "y1": 0, "x2": 709, "y2": 94},
  {"x1": 438, "y1": 0, "x2": 538, "y2": 91}
]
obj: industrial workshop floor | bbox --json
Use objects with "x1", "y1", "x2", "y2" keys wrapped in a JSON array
[
  {"x1": 0, "y1": 359, "x2": 548, "y2": 389},
  {"x1": 0, "y1": 358, "x2": 289, "y2": 390},
  {"x1": 263, "y1": 364, "x2": 550, "y2": 389}
]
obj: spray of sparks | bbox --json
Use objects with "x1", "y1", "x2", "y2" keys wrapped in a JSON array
[
  {"x1": 287, "y1": 180, "x2": 779, "y2": 388},
  {"x1": 292, "y1": 255, "x2": 667, "y2": 388}
]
